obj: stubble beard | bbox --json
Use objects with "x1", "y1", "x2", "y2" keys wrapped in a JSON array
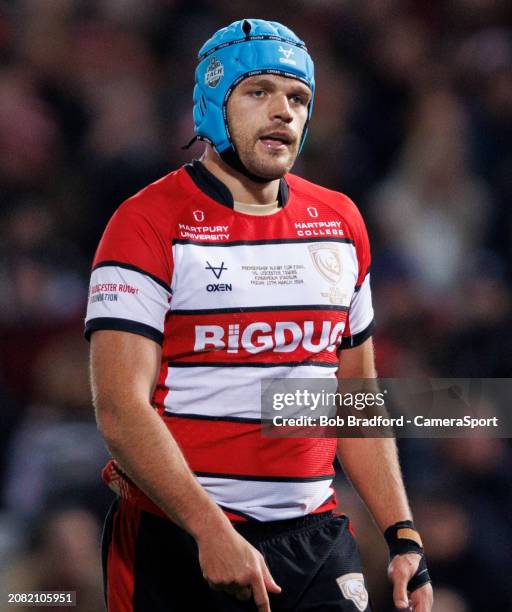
[{"x1": 234, "y1": 132, "x2": 298, "y2": 181}]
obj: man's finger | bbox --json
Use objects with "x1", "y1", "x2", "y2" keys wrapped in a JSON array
[
  {"x1": 412, "y1": 598, "x2": 428, "y2": 612},
  {"x1": 261, "y1": 559, "x2": 281, "y2": 594},
  {"x1": 251, "y1": 573, "x2": 271, "y2": 612},
  {"x1": 410, "y1": 583, "x2": 434, "y2": 612},
  {"x1": 391, "y1": 569, "x2": 410, "y2": 609}
]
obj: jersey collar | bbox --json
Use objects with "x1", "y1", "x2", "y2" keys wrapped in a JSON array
[{"x1": 184, "y1": 159, "x2": 289, "y2": 209}]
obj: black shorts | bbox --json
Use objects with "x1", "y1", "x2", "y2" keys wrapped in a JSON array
[{"x1": 102, "y1": 499, "x2": 372, "y2": 611}]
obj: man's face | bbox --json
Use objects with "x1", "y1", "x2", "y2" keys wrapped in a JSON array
[{"x1": 226, "y1": 74, "x2": 312, "y2": 180}]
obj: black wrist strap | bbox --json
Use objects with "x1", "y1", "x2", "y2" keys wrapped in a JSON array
[
  {"x1": 408, "y1": 554, "x2": 431, "y2": 592},
  {"x1": 384, "y1": 520, "x2": 424, "y2": 557},
  {"x1": 384, "y1": 520, "x2": 431, "y2": 593}
]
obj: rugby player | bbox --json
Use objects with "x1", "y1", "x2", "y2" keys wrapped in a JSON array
[{"x1": 86, "y1": 18, "x2": 433, "y2": 612}]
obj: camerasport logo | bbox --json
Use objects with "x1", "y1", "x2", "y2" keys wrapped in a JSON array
[
  {"x1": 193, "y1": 320, "x2": 345, "y2": 354},
  {"x1": 205, "y1": 57, "x2": 224, "y2": 88}
]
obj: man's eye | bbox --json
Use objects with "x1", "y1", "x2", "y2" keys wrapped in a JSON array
[
  {"x1": 291, "y1": 95, "x2": 306, "y2": 105},
  {"x1": 251, "y1": 90, "x2": 265, "y2": 97}
]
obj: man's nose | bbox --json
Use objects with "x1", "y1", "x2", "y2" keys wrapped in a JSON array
[{"x1": 269, "y1": 94, "x2": 293, "y2": 123}]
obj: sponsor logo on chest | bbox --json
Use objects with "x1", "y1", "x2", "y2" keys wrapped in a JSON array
[
  {"x1": 294, "y1": 220, "x2": 344, "y2": 237},
  {"x1": 204, "y1": 261, "x2": 232, "y2": 292},
  {"x1": 193, "y1": 320, "x2": 345, "y2": 354},
  {"x1": 178, "y1": 224, "x2": 230, "y2": 241}
]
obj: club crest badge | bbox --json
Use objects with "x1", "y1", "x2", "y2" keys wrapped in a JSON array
[
  {"x1": 308, "y1": 243, "x2": 346, "y2": 305},
  {"x1": 336, "y1": 573, "x2": 369, "y2": 611},
  {"x1": 309, "y1": 243, "x2": 342, "y2": 284}
]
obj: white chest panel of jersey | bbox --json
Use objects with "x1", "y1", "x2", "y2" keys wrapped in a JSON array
[{"x1": 170, "y1": 240, "x2": 358, "y2": 311}]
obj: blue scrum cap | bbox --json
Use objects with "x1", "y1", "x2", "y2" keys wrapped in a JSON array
[{"x1": 193, "y1": 19, "x2": 315, "y2": 156}]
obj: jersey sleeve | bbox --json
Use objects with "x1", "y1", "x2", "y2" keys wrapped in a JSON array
[
  {"x1": 341, "y1": 202, "x2": 375, "y2": 349},
  {"x1": 85, "y1": 199, "x2": 173, "y2": 345}
]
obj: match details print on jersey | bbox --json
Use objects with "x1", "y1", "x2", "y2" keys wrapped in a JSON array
[{"x1": 85, "y1": 161, "x2": 374, "y2": 521}]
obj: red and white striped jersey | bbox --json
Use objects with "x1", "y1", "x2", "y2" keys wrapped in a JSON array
[{"x1": 85, "y1": 160, "x2": 374, "y2": 522}]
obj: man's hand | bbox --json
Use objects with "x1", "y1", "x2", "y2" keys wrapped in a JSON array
[
  {"x1": 197, "y1": 523, "x2": 281, "y2": 612},
  {"x1": 388, "y1": 553, "x2": 433, "y2": 612}
]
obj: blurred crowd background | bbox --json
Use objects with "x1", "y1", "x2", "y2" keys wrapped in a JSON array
[{"x1": 0, "y1": 0, "x2": 511, "y2": 610}]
